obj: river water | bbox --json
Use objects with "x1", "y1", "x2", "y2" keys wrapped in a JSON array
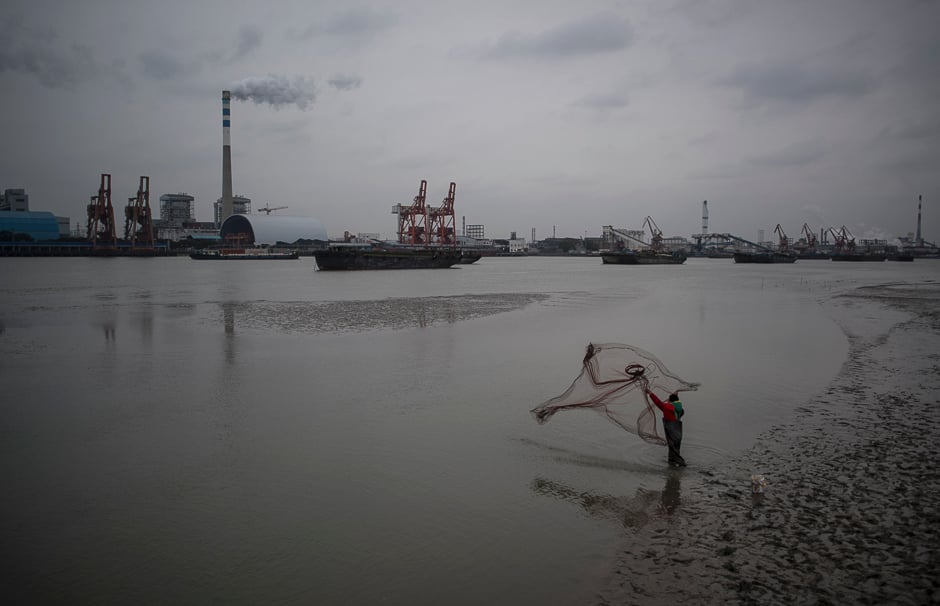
[{"x1": 1, "y1": 256, "x2": 937, "y2": 604}]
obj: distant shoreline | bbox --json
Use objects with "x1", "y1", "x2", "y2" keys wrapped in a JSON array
[{"x1": 589, "y1": 281, "x2": 940, "y2": 605}]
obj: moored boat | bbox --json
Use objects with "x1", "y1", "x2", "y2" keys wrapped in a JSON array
[
  {"x1": 190, "y1": 248, "x2": 299, "y2": 260},
  {"x1": 733, "y1": 251, "x2": 798, "y2": 264},
  {"x1": 313, "y1": 243, "x2": 464, "y2": 270},
  {"x1": 601, "y1": 250, "x2": 687, "y2": 265},
  {"x1": 830, "y1": 252, "x2": 887, "y2": 262}
]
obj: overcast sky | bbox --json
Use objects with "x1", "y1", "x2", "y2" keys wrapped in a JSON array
[{"x1": 1, "y1": 0, "x2": 937, "y2": 242}]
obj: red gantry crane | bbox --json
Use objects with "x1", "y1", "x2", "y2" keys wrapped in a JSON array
[
  {"x1": 774, "y1": 224, "x2": 791, "y2": 251},
  {"x1": 642, "y1": 216, "x2": 665, "y2": 252},
  {"x1": 828, "y1": 225, "x2": 855, "y2": 253},
  {"x1": 427, "y1": 182, "x2": 457, "y2": 246},
  {"x1": 87, "y1": 173, "x2": 117, "y2": 248},
  {"x1": 801, "y1": 223, "x2": 817, "y2": 248},
  {"x1": 124, "y1": 176, "x2": 155, "y2": 249},
  {"x1": 397, "y1": 180, "x2": 429, "y2": 245}
]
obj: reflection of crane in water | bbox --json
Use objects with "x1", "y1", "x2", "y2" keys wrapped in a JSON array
[{"x1": 257, "y1": 204, "x2": 288, "y2": 215}]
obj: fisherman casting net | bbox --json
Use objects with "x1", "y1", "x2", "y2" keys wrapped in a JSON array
[{"x1": 531, "y1": 343, "x2": 700, "y2": 445}]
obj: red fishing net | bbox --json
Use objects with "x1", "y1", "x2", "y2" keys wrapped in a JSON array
[{"x1": 531, "y1": 343, "x2": 700, "y2": 445}]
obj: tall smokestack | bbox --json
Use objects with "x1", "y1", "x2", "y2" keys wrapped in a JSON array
[
  {"x1": 221, "y1": 90, "x2": 234, "y2": 222},
  {"x1": 916, "y1": 195, "x2": 923, "y2": 245},
  {"x1": 702, "y1": 200, "x2": 709, "y2": 235}
]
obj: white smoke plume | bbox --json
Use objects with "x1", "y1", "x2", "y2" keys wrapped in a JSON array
[{"x1": 230, "y1": 75, "x2": 317, "y2": 110}]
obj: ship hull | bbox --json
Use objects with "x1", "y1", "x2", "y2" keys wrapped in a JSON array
[
  {"x1": 190, "y1": 250, "x2": 299, "y2": 260},
  {"x1": 830, "y1": 253, "x2": 887, "y2": 262},
  {"x1": 313, "y1": 248, "x2": 464, "y2": 270},
  {"x1": 601, "y1": 251, "x2": 687, "y2": 265},
  {"x1": 733, "y1": 252, "x2": 798, "y2": 264}
]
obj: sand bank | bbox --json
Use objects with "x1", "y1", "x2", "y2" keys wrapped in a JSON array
[{"x1": 590, "y1": 282, "x2": 940, "y2": 605}]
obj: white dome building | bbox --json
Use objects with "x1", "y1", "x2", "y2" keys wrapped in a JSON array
[{"x1": 220, "y1": 214, "x2": 328, "y2": 246}]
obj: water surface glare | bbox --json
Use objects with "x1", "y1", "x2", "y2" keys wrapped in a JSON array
[{"x1": 1, "y1": 256, "x2": 937, "y2": 604}]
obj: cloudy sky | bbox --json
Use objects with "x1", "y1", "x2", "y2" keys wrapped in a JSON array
[{"x1": 1, "y1": 0, "x2": 937, "y2": 243}]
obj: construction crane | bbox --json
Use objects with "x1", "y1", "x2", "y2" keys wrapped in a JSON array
[
  {"x1": 257, "y1": 204, "x2": 288, "y2": 215},
  {"x1": 774, "y1": 224, "x2": 790, "y2": 251}
]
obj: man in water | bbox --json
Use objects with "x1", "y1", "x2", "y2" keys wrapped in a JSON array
[{"x1": 647, "y1": 391, "x2": 686, "y2": 467}]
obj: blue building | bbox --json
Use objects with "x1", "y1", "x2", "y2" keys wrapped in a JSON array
[{"x1": 0, "y1": 211, "x2": 62, "y2": 242}]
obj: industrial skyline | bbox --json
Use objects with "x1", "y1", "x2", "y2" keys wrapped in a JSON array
[{"x1": 1, "y1": 0, "x2": 937, "y2": 243}]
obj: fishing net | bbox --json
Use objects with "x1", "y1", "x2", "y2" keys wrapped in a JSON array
[{"x1": 531, "y1": 343, "x2": 700, "y2": 445}]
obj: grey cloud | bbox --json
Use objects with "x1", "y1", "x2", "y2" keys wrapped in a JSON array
[
  {"x1": 138, "y1": 50, "x2": 189, "y2": 81},
  {"x1": 748, "y1": 138, "x2": 827, "y2": 168},
  {"x1": 231, "y1": 75, "x2": 317, "y2": 110},
  {"x1": 880, "y1": 118, "x2": 940, "y2": 141},
  {"x1": 0, "y1": 17, "x2": 98, "y2": 88},
  {"x1": 328, "y1": 75, "x2": 362, "y2": 91},
  {"x1": 721, "y1": 62, "x2": 875, "y2": 104},
  {"x1": 482, "y1": 13, "x2": 633, "y2": 60},
  {"x1": 300, "y1": 9, "x2": 397, "y2": 39},
  {"x1": 233, "y1": 25, "x2": 263, "y2": 60},
  {"x1": 571, "y1": 92, "x2": 629, "y2": 110}
]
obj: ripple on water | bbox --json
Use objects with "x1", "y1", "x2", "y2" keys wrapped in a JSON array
[{"x1": 207, "y1": 293, "x2": 549, "y2": 334}]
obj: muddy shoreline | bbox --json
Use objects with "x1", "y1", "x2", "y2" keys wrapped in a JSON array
[{"x1": 589, "y1": 282, "x2": 940, "y2": 605}]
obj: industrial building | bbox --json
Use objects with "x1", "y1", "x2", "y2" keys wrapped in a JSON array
[
  {"x1": 214, "y1": 195, "x2": 251, "y2": 226},
  {"x1": 1, "y1": 188, "x2": 29, "y2": 212}
]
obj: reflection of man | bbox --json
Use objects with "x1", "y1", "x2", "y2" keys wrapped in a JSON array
[
  {"x1": 661, "y1": 472, "x2": 681, "y2": 514},
  {"x1": 647, "y1": 391, "x2": 686, "y2": 467}
]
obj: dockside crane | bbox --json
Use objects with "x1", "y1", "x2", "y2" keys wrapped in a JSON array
[
  {"x1": 124, "y1": 175, "x2": 154, "y2": 249},
  {"x1": 86, "y1": 173, "x2": 117, "y2": 248},
  {"x1": 642, "y1": 216, "x2": 665, "y2": 252},
  {"x1": 828, "y1": 225, "x2": 855, "y2": 252},
  {"x1": 396, "y1": 180, "x2": 428, "y2": 245},
  {"x1": 427, "y1": 182, "x2": 457, "y2": 246},
  {"x1": 774, "y1": 224, "x2": 791, "y2": 251},
  {"x1": 801, "y1": 223, "x2": 817, "y2": 248}
]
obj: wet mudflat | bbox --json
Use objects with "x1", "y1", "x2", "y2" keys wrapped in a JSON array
[{"x1": 592, "y1": 282, "x2": 940, "y2": 605}]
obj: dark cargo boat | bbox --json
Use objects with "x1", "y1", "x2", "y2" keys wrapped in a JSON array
[
  {"x1": 190, "y1": 248, "x2": 299, "y2": 260},
  {"x1": 601, "y1": 250, "x2": 687, "y2": 264},
  {"x1": 733, "y1": 251, "x2": 798, "y2": 264},
  {"x1": 313, "y1": 243, "x2": 465, "y2": 270}
]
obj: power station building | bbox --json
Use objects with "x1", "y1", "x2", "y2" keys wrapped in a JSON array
[{"x1": 214, "y1": 195, "x2": 251, "y2": 226}]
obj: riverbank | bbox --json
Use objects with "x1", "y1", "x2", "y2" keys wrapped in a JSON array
[{"x1": 590, "y1": 281, "x2": 940, "y2": 605}]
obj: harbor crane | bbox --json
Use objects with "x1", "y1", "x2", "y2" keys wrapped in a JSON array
[
  {"x1": 801, "y1": 223, "x2": 817, "y2": 248},
  {"x1": 258, "y1": 204, "x2": 288, "y2": 215},
  {"x1": 774, "y1": 224, "x2": 791, "y2": 251},
  {"x1": 642, "y1": 216, "x2": 666, "y2": 252},
  {"x1": 395, "y1": 180, "x2": 429, "y2": 245},
  {"x1": 124, "y1": 176, "x2": 154, "y2": 249},
  {"x1": 86, "y1": 173, "x2": 117, "y2": 248},
  {"x1": 427, "y1": 182, "x2": 457, "y2": 246},
  {"x1": 828, "y1": 225, "x2": 855, "y2": 252}
]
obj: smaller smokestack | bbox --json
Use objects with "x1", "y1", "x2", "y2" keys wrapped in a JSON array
[
  {"x1": 916, "y1": 194, "x2": 923, "y2": 245},
  {"x1": 702, "y1": 200, "x2": 709, "y2": 235},
  {"x1": 221, "y1": 90, "x2": 234, "y2": 223}
]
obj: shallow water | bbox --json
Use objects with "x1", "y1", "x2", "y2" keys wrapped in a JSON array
[{"x1": 1, "y1": 256, "x2": 937, "y2": 604}]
